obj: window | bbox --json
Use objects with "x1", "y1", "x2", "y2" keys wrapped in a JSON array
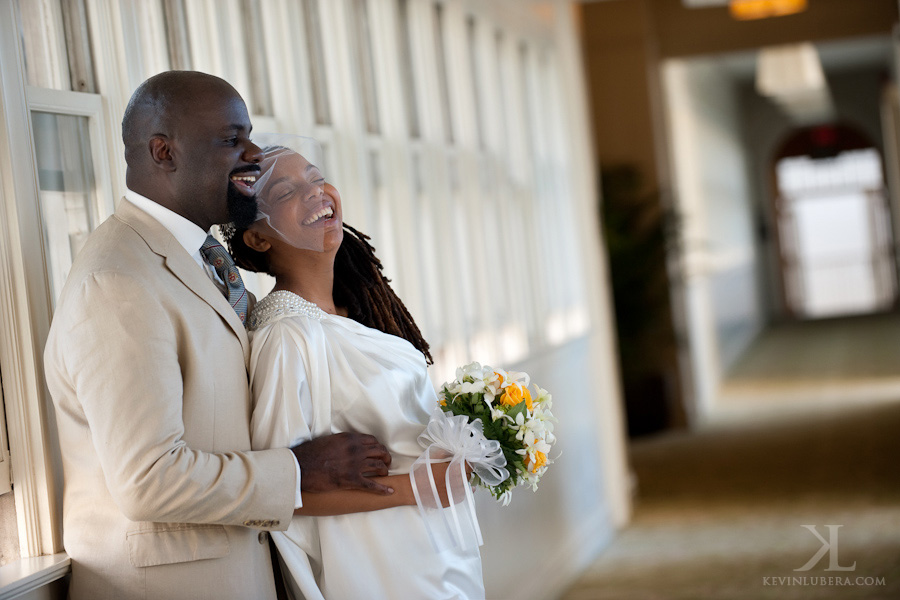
[
  {"x1": 397, "y1": 0, "x2": 420, "y2": 138},
  {"x1": 162, "y1": 0, "x2": 193, "y2": 70},
  {"x1": 349, "y1": 0, "x2": 380, "y2": 135},
  {"x1": 32, "y1": 112, "x2": 97, "y2": 305},
  {"x1": 28, "y1": 87, "x2": 115, "y2": 306},
  {"x1": 303, "y1": 0, "x2": 332, "y2": 125},
  {"x1": 466, "y1": 15, "x2": 486, "y2": 150},
  {"x1": 432, "y1": 2, "x2": 453, "y2": 143},
  {"x1": 777, "y1": 147, "x2": 895, "y2": 317},
  {"x1": 240, "y1": 0, "x2": 273, "y2": 117}
]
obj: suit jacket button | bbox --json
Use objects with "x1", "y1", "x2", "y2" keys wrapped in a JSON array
[
  {"x1": 272, "y1": 520, "x2": 280, "y2": 527},
  {"x1": 258, "y1": 532, "x2": 269, "y2": 544}
]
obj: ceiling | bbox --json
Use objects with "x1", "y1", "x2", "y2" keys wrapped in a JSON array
[{"x1": 715, "y1": 34, "x2": 894, "y2": 81}]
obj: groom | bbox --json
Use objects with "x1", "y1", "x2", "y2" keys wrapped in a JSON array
[{"x1": 44, "y1": 71, "x2": 392, "y2": 600}]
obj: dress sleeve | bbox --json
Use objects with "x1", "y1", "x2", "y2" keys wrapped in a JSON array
[{"x1": 249, "y1": 319, "x2": 317, "y2": 451}]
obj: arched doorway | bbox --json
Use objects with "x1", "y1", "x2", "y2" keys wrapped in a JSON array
[{"x1": 773, "y1": 123, "x2": 897, "y2": 318}]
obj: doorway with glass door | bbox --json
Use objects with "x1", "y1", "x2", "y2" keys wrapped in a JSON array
[{"x1": 775, "y1": 124, "x2": 897, "y2": 319}]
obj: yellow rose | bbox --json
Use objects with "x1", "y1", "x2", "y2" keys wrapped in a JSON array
[
  {"x1": 523, "y1": 387, "x2": 533, "y2": 411},
  {"x1": 500, "y1": 383, "x2": 524, "y2": 407}
]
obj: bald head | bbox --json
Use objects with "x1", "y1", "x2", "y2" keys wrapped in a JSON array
[
  {"x1": 121, "y1": 71, "x2": 238, "y2": 167},
  {"x1": 121, "y1": 71, "x2": 262, "y2": 230}
]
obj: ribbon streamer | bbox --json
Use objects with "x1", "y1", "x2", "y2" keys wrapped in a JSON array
[{"x1": 410, "y1": 408, "x2": 509, "y2": 552}]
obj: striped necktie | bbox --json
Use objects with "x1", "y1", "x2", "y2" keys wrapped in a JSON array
[{"x1": 199, "y1": 235, "x2": 248, "y2": 324}]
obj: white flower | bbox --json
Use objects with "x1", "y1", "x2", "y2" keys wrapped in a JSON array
[
  {"x1": 513, "y1": 412, "x2": 548, "y2": 446},
  {"x1": 533, "y1": 385, "x2": 552, "y2": 409},
  {"x1": 489, "y1": 405, "x2": 508, "y2": 422},
  {"x1": 459, "y1": 379, "x2": 486, "y2": 394},
  {"x1": 457, "y1": 361, "x2": 490, "y2": 384},
  {"x1": 503, "y1": 370, "x2": 530, "y2": 389}
]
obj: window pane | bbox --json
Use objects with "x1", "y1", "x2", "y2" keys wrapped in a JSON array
[
  {"x1": 17, "y1": 0, "x2": 71, "y2": 90},
  {"x1": 350, "y1": 0, "x2": 380, "y2": 134},
  {"x1": 61, "y1": 0, "x2": 97, "y2": 92},
  {"x1": 433, "y1": 3, "x2": 453, "y2": 143},
  {"x1": 31, "y1": 111, "x2": 97, "y2": 305},
  {"x1": 241, "y1": 0, "x2": 273, "y2": 116},
  {"x1": 302, "y1": 0, "x2": 331, "y2": 125},
  {"x1": 466, "y1": 15, "x2": 485, "y2": 149},
  {"x1": 368, "y1": 150, "x2": 400, "y2": 281},
  {"x1": 162, "y1": 0, "x2": 193, "y2": 71},
  {"x1": 397, "y1": 0, "x2": 420, "y2": 138}
]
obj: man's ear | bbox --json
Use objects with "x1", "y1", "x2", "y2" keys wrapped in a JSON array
[
  {"x1": 243, "y1": 228, "x2": 272, "y2": 253},
  {"x1": 148, "y1": 136, "x2": 175, "y2": 171}
]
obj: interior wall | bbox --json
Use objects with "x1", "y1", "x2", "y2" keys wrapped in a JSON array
[
  {"x1": 581, "y1": 0, "x2": 688, "y2": 434},
  {"x1": 582, "y1": 0, "x2": 659, "y2": 195},
  {"x1": 663, "y1": 57, "x2": 763, "y2": 415}
]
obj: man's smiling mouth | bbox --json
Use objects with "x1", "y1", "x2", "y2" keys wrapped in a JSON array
[{"x1": 230, "y1": 173, "x2": 258, "y2": 195}]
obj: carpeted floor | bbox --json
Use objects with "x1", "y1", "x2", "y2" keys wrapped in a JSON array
[{"x1": 562, "y1": 315, "x2": 900, "y2": 599}]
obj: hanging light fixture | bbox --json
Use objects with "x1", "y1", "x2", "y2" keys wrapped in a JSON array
[
  {"x1": 756, "y1": 42, "x2": 834, "y2": 124},
  {"x1": 729, "y1": 0, "x2": 808, "y2": 21}
]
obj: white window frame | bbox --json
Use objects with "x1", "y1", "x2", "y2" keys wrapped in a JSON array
[{"x1": 27, "y1": 86, "x2": 117, "y2": 245}]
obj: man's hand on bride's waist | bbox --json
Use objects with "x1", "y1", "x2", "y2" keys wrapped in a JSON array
[{"x1": 292, "y1": 432, "x2": 394, "y2": 495}]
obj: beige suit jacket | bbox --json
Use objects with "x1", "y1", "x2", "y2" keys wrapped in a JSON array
[{"x1": 44, "y1": 199, "x2": 297, "y2": 600}]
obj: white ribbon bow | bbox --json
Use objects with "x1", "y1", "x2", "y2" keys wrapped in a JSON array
[{"x1": 410, "y1": 408, "x2": 509, "y2": 552}]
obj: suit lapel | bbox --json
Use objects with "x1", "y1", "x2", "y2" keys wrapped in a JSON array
[{"x1": 114, "y1": 199, "x2": 250, "y2": 360}]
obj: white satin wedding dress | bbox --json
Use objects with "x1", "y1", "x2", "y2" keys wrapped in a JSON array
[{"x1": 248, "y1": 290, "x2": 485, "y2": 600}]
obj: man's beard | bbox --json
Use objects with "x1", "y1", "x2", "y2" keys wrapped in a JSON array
[{"x1": 226, "y1": 182, "x2": 259, "y2": 229}]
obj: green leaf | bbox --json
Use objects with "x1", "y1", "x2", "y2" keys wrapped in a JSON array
[{"x1": 506, "y1": 399, "x2": 528, "y2": 421}]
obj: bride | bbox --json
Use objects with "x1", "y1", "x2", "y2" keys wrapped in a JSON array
[{"x1": 224, "y1": 143, "x2": 485, "y2": 600}]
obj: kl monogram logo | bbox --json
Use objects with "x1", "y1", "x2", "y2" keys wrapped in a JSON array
[{"x1": 795, "y1": 525, "x2": 857, "y2": 572}]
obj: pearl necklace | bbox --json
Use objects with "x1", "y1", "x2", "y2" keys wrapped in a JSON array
[{"x1": 248, "y1": 290, "x2": 327, "y2": 330}]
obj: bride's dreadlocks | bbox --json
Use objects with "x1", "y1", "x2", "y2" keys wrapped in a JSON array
[{"x1": 223, "y1": 221, "x2": 432, "y2": 365}]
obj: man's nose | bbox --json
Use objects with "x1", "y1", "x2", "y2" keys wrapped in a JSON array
[{"x1": 243, "y1": 139, "x2": 264, "y2": 164}]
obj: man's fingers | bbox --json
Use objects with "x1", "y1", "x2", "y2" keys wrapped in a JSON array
[
  {"x1": 355, "y1": 433, "x2": 381, "y2": 446},
  {"x1": 363, "y1": 444, "x2": 392, "y2": 465},
  {"x1": 361, "y1": 459, "x2": 389, "y2": 477}
]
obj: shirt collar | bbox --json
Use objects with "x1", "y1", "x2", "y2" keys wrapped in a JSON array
[{"x1": 124, "y1": 188, "x2": 210, "y2": 258}]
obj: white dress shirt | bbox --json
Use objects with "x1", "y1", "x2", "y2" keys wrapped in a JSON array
[{"x1": 124, "y1": 189, "x2": 303, "y2": 508}]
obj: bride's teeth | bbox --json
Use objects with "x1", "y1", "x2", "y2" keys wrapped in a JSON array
[{"x1": 303, "y1": 207, "x2": 335, "y2": 225}]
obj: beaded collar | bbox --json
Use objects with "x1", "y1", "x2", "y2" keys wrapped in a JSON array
[{"x1": 248, "y1": 290, "x2": 327, "y2": 330}]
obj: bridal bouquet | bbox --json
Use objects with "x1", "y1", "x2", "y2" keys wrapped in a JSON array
[
  {"x1": 410, "y1": 362, "x2": 556, "y2": 549},
  {"x1": 435, "y1": 362, "x2": 556, "y2": 505}
]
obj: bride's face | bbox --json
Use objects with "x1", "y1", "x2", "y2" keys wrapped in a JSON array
[{"x1": 254, "y1": 150, "x2": 343, "y2": 254}]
